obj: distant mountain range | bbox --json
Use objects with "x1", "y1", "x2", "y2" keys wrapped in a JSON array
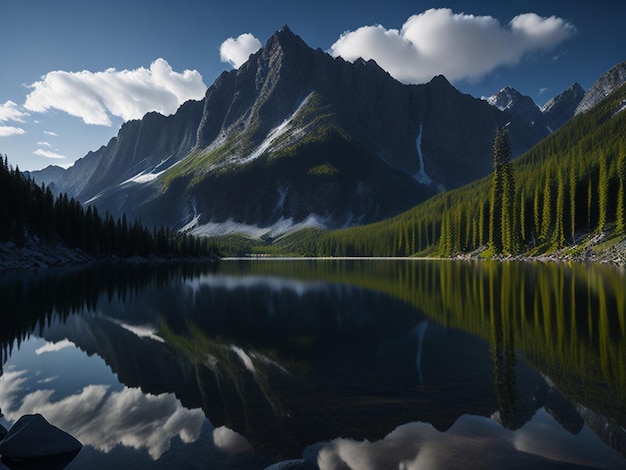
[{"x1": 29, "y1": 26, "x2": 626, "y2": 238}]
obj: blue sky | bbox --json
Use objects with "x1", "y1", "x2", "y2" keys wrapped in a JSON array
[{"x1": 0, "y1": 0, "x2": 623, "y2": 171}]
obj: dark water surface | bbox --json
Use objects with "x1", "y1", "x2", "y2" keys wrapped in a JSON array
[{"x1": 0, "y1": 259, "x2": 625, "y2": 469}]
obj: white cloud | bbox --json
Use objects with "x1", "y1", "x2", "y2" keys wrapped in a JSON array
[
  {"x1": 35, "y1": 338, "x2": 75, "y2": 354},
  {"x1": 212, "y1": 426, "x2": 252, "y2": 453},
  {"x1": 24, "y1": 58, "x2": 207, "y2": 126},
  {"x1": 330, "y1": 9, "x2": 576, "y2": 84},
  {"x1": 0, "y1": 126, "x2": 26, "y2": 137},
  {"x1": 37, "y1": 141, "x2": 52, "y2": 147},
  {"x1": 0, "y1": 371, "x2": 206, "y2": 460},
  {"x1": 220, "y1": 33, "x2": 262, "y2": 69},
  {"x1": 34, "y1": 148, "x2": 68, "y2": 160},
  {"x1": 0, "y1": 100, "x2": 29, "y2": 122},
  {"x1": 315, "y1": 413, "x2": 623, "y2": 470},
  {"x1": 44, "y1": 130, "x2": 58, "y2": 136}
]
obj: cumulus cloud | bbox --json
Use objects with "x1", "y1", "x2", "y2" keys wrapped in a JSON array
[
  {"x1": 24, "y1": 58, "x2": 207, "y2": 126},
  {"x1": 314, "y1": 413, "x2": 623, "y2": 469},
  {"x1": 0, "y1": 126, "x2": 26, "y2": 137},
  {"x1": 212, "y1": 426, "x2": 252, "y2": 453},
  {"x1": 0, "y1": 100, "x2": 29, "y2": 123},
  {"x1": 37, "y1": 141, "x2": 52, "y2": 147},
  {"x1": 220, "y1": 33, "x2": 262, "y2": 69},
  {"x1": 0, "y1": 370, "x2": 206, "y2": 460},
  {"x1": 330, "y1": 9, "x2": 576, "y2": 84}
]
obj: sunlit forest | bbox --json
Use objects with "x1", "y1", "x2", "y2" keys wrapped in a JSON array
[{"x1": 282, "y1": 84, "x2": 626, "y2": 257}]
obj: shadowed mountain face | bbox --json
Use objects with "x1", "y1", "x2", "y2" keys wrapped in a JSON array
[{"x1": 29, "y1": 27, "x2": 553, "y2": 237}]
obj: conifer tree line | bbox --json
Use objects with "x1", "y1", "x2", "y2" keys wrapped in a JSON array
[
  {"x1": 292, "y1": 84, "x2": 626, "y2": 257},
  {"x1": 0, "y1": 156, "x2": 219, "y2": 258}
]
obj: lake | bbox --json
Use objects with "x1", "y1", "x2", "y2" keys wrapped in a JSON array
[{"x1": 0, "y1": 259, "x2": 625, "y2": 469}]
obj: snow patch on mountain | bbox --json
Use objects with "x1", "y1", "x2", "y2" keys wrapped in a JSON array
[
  {"x1": 240, "y1": 92, "x2": 313, "y2": 165},
  {"x1": 180, "y1": 198, "x2": 200, "y2": 232},
  {"x1": 106, "y1": 318, "x2": 165, "y2": 343},
  {"x1": 120, "y1": 155, "x2": 180, "y2": 185},
  {"x1": 84, "y1": 192, "x2": 103, "y2": 205}
]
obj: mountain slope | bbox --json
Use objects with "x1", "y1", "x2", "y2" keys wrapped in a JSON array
[
  {"x1": 298, "y1": 79, "x2": 626, "y2": 258},
  {"x1": 541, "y1": 82, "x2": 585, "y2": 131},
  {"x1": 31, "y1": 26, "x2": 549, "y2": 237},
  {"x1": 575, "y1": 60, "x2": 626, "y2": 114}
]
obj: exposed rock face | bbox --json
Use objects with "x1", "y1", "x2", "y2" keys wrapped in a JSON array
[
  {"x1": 32, "y1": 99, "x2": 205, "y2": 204},
  {"x1": 541, "y1": 82, "x2": 585, "y2": 130},
  {"x1": 575, "y1": 61, "x2": 626, "y2": 114}
]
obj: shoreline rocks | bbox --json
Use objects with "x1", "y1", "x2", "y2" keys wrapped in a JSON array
[{"x1": 0, "y1": 414, "x2": 82, "y2": 469}]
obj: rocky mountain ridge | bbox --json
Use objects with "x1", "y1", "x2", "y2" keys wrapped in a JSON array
[
  {"x1": 575, "y1": 60, "x2": 626, "y2": 114},
  {"x1": 28, "y1": 27, "x2": 625, "y2": 238}
]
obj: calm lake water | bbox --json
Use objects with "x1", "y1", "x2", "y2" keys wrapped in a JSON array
[{"x1": 0, "y1": 259, "x2": 625, "y2": 469}]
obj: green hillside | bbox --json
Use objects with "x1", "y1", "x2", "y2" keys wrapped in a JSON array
[{"x1": 283, "y1": 83, "x2": 626, "y2": 258}]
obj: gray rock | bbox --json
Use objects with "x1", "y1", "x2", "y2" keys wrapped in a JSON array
[
  {"x1": 575, "y1": 61, "x2": 626, "y2": 114},
  {"x1": 0, "y1": 413, "x2": 82, "y2": 459}
]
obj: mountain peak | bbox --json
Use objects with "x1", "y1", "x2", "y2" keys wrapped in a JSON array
[
  {"x1": 487, "y1": 86, "x2": 528, "y2": 111},
  {"x1": 541, "y1": 82, "x2": 585, "y2": 130},
  {"x1": 428, "y1": 74, "x2": 453, "y2": 88},
  {"x1": 265, "y1": 24, "x2": 309, "y2": 53}
]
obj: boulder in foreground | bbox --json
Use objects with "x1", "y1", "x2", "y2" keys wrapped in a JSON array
[{"x1": 0, "y1": 413, "x2": 82, "y2": 468}]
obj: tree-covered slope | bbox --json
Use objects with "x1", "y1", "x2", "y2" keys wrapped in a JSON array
[
  {"x1": 0, "y1": 157, "x2": 218, "y2": 266},
  {"x1": 289, "y1": 82, "x2": 626, "y2": 258}
]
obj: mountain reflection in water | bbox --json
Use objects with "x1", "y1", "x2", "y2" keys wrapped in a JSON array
[{"x1": 0, "y1": 259, "x2": 624, "y2": 469}]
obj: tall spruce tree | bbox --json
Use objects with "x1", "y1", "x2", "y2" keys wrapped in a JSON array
[
  {"x1": 489, "y1": 127, "x2": 516, "y2": 253},
  {"x1": 617, "y1": 153, "x2": 626, "y2": 234}
]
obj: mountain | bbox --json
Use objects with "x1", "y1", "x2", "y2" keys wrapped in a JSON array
[
  {"x1": 300, "y1": 76, "x2": 626, "y2": 258},
  {"x1": 487, "y1": 86, "x2": 545, "y2": 124},
  {"x1": 540, "y1": 82, "x2": 585, "y2": 131},
  {"x1": 31, "y1": 26, "x2": 550, "y2": 237},
  {"x1": 486, "y1": 86, "x2": 551, "y2": 144},
  {"x1": 486, "y1": 82, "x2": 588, "y2": 137},
  {"x1": 575, "y1": 60, "x2": 626, "y2": 114}
]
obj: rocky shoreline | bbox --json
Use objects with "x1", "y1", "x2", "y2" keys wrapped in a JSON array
[
  {"x1": 454, "y1": 232, "x2": 626, "y2": 268},
  {"x1": 0, "y1": 240, "x2": 95, "y2": 272},
  {"x1": 0, "y1": 240, "x2": 218, "y2": 273},
  {"x1": 2, "y1": 233, "x2": 626, "y2": 273}
]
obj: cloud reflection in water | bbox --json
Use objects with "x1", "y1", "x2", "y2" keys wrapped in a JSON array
[
  {"x1": 313, "y1": 412, "x2": 625, "y2": 469},
  {"x1": 0, "y1": 368, "x2": 205, "y2": 459}
]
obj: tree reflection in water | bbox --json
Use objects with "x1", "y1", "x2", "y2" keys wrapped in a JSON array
[{"x1": 0, "y1": 259, "x2": 624, "y2": 468}]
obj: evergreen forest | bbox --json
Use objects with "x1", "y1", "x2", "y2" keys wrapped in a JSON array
[
  {"x1": 282, "y1": 83, "x2": 626, "y2": 257},
  {"x1": 0, "y1": 157, "x2": 218, "y2": 259}
]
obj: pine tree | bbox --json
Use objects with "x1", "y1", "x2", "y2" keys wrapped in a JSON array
[
  {"x1": 553, "y1": 168, "x2": 566, "y2": 247},
  {"x1": 490, "y1": 127, "x2": 516, "y2": 253},
  {"x1": 541, "y1": 169, "x2": 553, "y2": 241},
  {"x1": 569, "y1": 158, "x2": 578, "y2": 242},
  {"x1": 616, "y1": 153, "x2": 625, "y2": 234},
  {"x1": 598, "y1": 156, "x2": 608, "y2": 232}
]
